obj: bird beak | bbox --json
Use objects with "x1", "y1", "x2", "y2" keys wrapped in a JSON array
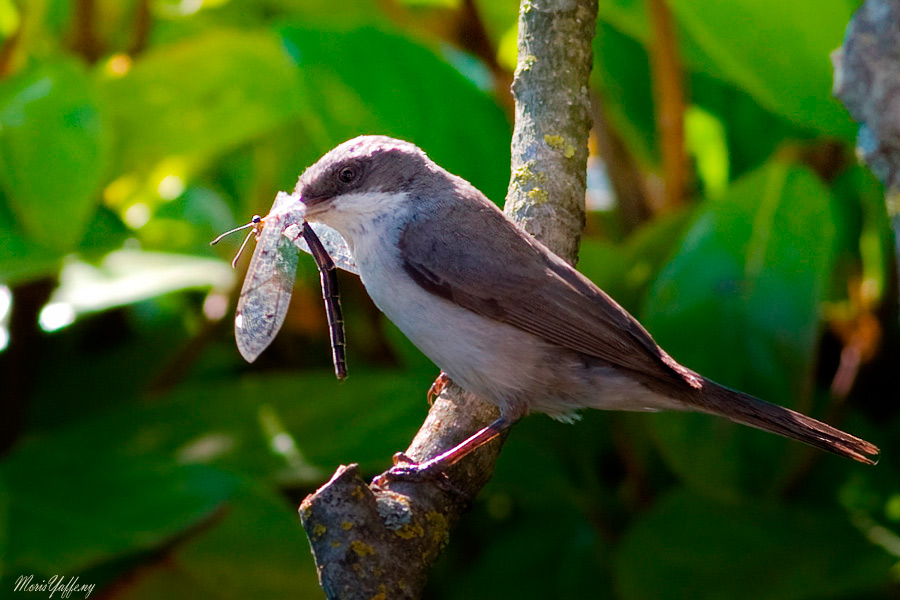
[{"x1": 297, "y1": 193, "x2": 332, "y2": 220}]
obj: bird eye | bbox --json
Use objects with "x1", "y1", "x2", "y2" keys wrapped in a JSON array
[{"x1": 338, "y1": 166, "x2": 356, "y2": 183}]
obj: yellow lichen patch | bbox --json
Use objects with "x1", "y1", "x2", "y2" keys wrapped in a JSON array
[
  {"x1": 544, "y1": 134, "x2": 565, "y2": 148},
  {"x1": 351, "y1": 540, "x2": 375, "y2": 557},
  {"x1": 331, "y1": 540, "x2": 342, "y2": 548},
  {"x1": 425, "y1": 511, "x2": 450, "y2": 546},
  {"x1": 312, "y1": 523, "x2": 327, "y2": 540},
  {"x1": 545, "y1": 134, "x2": 577, "y2": 159},
  {"x1": 341, "y1": 521, "x2": 354, "y2": 531},
  {"x1": 521, "y1": 54, "x2": 537, "y2": 71},
  {"x1": 527, "y1": 187, "x2": 548, "y2": 204},
  {"x1": 512, "y1": 161, "x2": 546, "y2": 188},
  {"x1": 395, "y1": 522, "x2": 425, "y2": 539},
  {"x1": 371, "y1": 585, "x2": 388, "y2": 600},
  {"x1": 398, "y1": 580, "x2": 407, "y2": 590},
  {"x1": 352, "y1": 485, "x2": 365, "y2": 500}
]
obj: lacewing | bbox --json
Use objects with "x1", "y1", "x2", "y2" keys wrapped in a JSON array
[{"x1": 211, "y1": 192, "x2": 357, "y2": 379}]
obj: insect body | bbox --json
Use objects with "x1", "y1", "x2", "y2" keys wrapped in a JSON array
[{"x1": 211, "y1": 192, "x2": 351, "y2": 379}]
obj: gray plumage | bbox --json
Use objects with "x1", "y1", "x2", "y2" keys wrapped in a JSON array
[{"x1": 293, "y1": 135, "x2": 879, "y2": 465}]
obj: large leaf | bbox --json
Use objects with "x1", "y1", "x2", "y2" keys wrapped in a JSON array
[
  {"x1": 278, "y1": 25, "x2": 511, "y2": 202},
  {"x1": 670, "y1": 0, "x2": 855, "y2": 138},
  {"x1": 106, "y1": 484, "x2": 322, "y2": 600},
  {"x1": 595, "y1": 0, "x2": 856, "y2": 139},
  {"x1": 615, "y1": 489, "x2": 893, "y2": 600},
  {"x1": 29, "y1": 370, "x2": 431, "y2": 484},
  {"x1": 5, "y1": 369, "x2": 430, "y2": 576},
  {"x1": 0, "y1": 59, "x2": 109, "y2": 250},
  {"x1": 1, "y1": 450, "x2": 236, "y2": 574},
  {"x1": 100, "y1": 29, "x2": 305, "y2": 174},
  {"x1": 642, "y1": 162, "x2": 838, "y2": 495},
  {"x1": 0, "y1": 197, "x2": 63, "y2": 283}
]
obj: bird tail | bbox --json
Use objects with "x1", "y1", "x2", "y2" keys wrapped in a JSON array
[{"x1": 693, "y1": 380, "x2": 879, "y2": 465}]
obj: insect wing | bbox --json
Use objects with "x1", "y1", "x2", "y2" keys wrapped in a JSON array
[
  {"x1": 292, "y1": 222, "x2": 358, "y2": 275},
  {"x1": 235, "y1": 213, "x2": 300, "y2": 362}
]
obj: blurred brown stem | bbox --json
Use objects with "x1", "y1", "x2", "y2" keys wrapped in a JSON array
[
  {"x1": 646, "y1": 0, "x2": 687, "y2": 210},
  {"x1": 71, "y1": 0, "x2": 103, "y2": 63},
  {"x1": 0, "y1": 278, "x2": 55, "y2": 455},
  {"x1": 128, "y1": 0, "x2": 151, "y2": 56},
  {"x1": 592, "y1": 92, "x2": 652, "y2": 231}
]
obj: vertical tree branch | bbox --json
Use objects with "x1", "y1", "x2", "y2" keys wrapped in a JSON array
[
  {"x1": 833, "y1": 0, "x2": 900, "y2": 310},
  {"x1": 298, "y1": 1, "x2": 598, "y2": 597},
  {"x1": 505, "y1": 0, "x2": 596, "y2": 263}
]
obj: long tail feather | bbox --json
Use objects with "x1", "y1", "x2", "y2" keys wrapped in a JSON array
[{"x1": 695, "y1": 381, "x2": 879, "y2": 465}]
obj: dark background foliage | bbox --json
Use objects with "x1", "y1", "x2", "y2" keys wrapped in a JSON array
[{"x1": 0, "y1": 0, "x2": 898, "y2": 598}]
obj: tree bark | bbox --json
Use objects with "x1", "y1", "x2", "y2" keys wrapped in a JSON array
[
  {"x1": 299, "y1": 1, "x2": 598, "y2": 597},
  {"x1": 832, "y1": 0, "x2": 900, "y2": 310}
]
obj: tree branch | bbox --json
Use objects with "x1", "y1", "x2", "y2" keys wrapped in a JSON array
[{"x1": 299, "y1": 1, "x2": 598, "y2": 597}]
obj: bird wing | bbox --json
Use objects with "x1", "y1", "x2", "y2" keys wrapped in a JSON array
[{"x1": 398, "y1": 199, "x2": 702, "y2": 389}]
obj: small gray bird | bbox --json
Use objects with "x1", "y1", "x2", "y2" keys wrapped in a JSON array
[{"x1": 292, "y1": 135, "x2": 878, "y2": 472}]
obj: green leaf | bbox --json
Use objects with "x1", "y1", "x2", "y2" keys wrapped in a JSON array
[
  {"x1": 642, "y1": 162, "x2": 837, "y2": 495},
  {"x1": 0, "y1": 58, "x2": 109, "y2": 250},
  {"x1": 615, "y1": 489, "x2": 893, "y2": 600},
  {"x1": 107, "y1": 484, "x2": 321, "y2": 600},
  {"x1": 670, "y1": 0, "x2": 855, "y2": 139},
  {"x1": 595, "y1": 0, "x2": 856, "y2": 139},
  {"x1": 0, "y1": 198, "x2": 63, "y2": 283},
  {"x1": 2, "y1": 450, "x2": 237, "y2": 573},
  {"x1": 100, "y1": 29, "x2": 305, "y2": 173},
  {"x1": 592, "y1": 21, "x2": 658, "y2": 165},
  {"x1": 30, "y1": 370, "x2": 431, "y2": 485},
  {"x1": 278, "y1": 25, "x2": 511, "y2": 202}
]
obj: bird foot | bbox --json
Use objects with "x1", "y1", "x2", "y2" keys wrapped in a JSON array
[
  {"x1": 371, "y1": 452, "x2": 464, "y2": 497},
  {"x1": 427, "y1": 372, "x2": 451, "y2": 405}
]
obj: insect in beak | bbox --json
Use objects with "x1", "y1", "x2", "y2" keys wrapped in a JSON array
[{"x1": 211, "y1": 201, "x2": 347, "y2": 380}]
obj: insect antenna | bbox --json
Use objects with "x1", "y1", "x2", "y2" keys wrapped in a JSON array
[{"x1": 210, "y1": 215, "x2": 263, "y2": 269}]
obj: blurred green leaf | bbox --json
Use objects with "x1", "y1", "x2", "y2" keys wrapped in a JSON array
[
  {"x1": 670, "y1": 0, "x2": 855, "y2": 139},
  {"x1": 0, "y1": 58, "x2": 109, "y2": 250},
  {"x1": 434, "y1": 505, "x2": 607, "y2": 600},
  {"x1": 109, "y1": 483, "x2": 321, "y2": 600},
  {"x1": 615, "y1": 488, "x2": 893, "y2": 600},
  {"x1": 278, "y1": 25, "x2": 511, "y2": 202},
  {"x1": 29, "y1": 370, "x2": 430, "y2": 485},
  {"x1": 592, "y1": 21, "x2": 658, "y2": 166},
  {"x1": 0, "y1": 198, "x2": 63, "y2": 283},
  {"x1": 642, "y1": 162, "x2": 837, "y2": 495},
  {"x1": 50, "y1": 250, "x2": 234, "y2": 316},
  {"x1": 100, "y1": 29, "x2": 305, "y2": 173},
  {"x1": 596, "y1": 0, "x2": 855, "y2": 139},
  {"x1": 2, "y1": 450, "x2": 237, "y2": 574}
]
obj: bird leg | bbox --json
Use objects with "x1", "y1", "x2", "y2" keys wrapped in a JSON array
[
  {"x1": 427, "y1": 371, "x2": 451, "y2": 405},
  {"x1": 373, "y1": 416, "x2": 514, "y2": 488}
]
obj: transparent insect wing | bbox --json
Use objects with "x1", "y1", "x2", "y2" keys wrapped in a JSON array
[
  {"x1": 292, "y1": 222, "x2": 358, "y2": 275},
  {"x1": 235, "y1": 210, "x2": 300, "y2": 362}
]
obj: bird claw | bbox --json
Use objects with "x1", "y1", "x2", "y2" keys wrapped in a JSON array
[
  {"x1": 427, "y1": 372, "x2": 451, "y2": 406},
  {"x1": 371, "y1": 454, "x2": 465, "y2": 498}
]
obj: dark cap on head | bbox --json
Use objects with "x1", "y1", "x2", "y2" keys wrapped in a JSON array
[{"x1": 295, "y1": 136, "x2": 438, "y2": 205}]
